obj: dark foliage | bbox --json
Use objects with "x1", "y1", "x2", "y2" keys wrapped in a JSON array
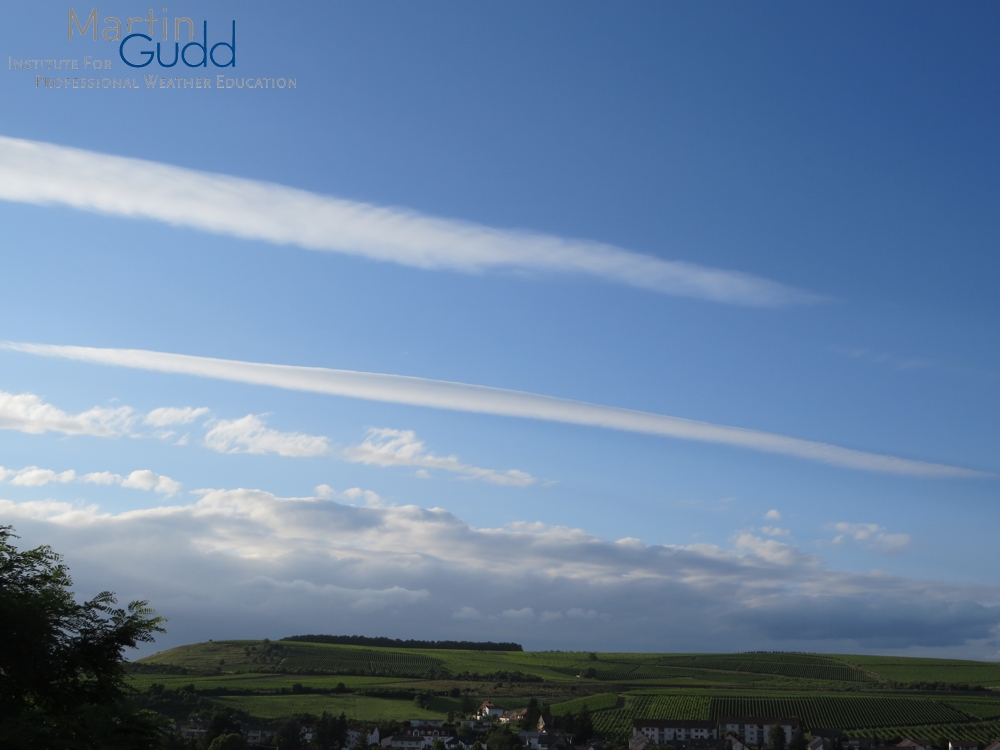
[
  {"x1": 283, "y1": 634, "x2": 523, "y2": 651},
  {"x1": 0, "y1": 526, "x2": 166, "y2": 749},
  {"x1": 522, "y1": 697, "x2": 542, "y2": 731},
  {"x1": 275, "y1": 717, "x2": 304, "y2": 749},
  {"x1": 769, "y1": 725, "x2": 787, "y2": 750},
  {"x1": 313, "y1": 711, "x2": 349, "y2": 750},
  {"x1": 561, "y1": 705, "x2": 595, "y2": 745},
  {"x1": 485, "y1": 726, "x2": 522, "y2": 750}
]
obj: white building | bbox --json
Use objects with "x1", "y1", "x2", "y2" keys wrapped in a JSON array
[
  {"x1": 383, "y1": 735, "x2": 427, "y2": 750},
  {"x1": 500, "y1": 710, "x2": 527, "y2": 725},
  {"x1": 632, "y1": 720, "x2": 719, "y2": 744},
  {"x1": 718, "y1": 718, "x2": 800, "y2": 746},
  {"x1": 477, "y1": 702, "x2": 506, "y2": 720},
  {"x1": 407, "y1": 726, "x2": 451, "y2": 747}
]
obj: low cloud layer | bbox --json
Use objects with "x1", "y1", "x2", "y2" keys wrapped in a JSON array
[
  {"x1": 6, "y1": 343, "x2": 990, "y2": 479},
  {"x1": 4, "y1": 488, "x2": 998, "y2": 656},
  {"x1": 0, "y1": 136, "x2": 818, "y2": 308},
  {"x1": 344, "y1": 428, "x2": 536, "y2": 486}
]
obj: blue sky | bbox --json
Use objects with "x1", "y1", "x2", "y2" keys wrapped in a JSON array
[{"x1": 1, "y1": 1, "x2": 999, "y2": 656}]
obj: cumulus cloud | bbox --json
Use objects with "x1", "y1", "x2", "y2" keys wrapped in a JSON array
[
  {"x1": 4, "y1": 467, "x2": 76, "y2": 487},
  {"x1": 765, "y1": 509, "x2": 781, "y2": 520},
  {"x1": 0, "y1": 389, "x2": 132, "y2": 437},
  {"x1": 7, "y1": 342, "x2": 990, "y2": 479},
  {"x1": 343, "y1": 428, "x2": 536, "y2": 486},
  {"x1": 761, "y1": 526, "x2": 790, "y2": 537},
  {"x1": 831, "y1": 522, "x2": 912, "y2": 554},
  {"x1": 119, "y1": 470, "x2": 182, "y2": 495},
  {"x1": 79, "y1": 471, "x2": 119, "y2": 485},
  {"x1": 144, "y1": 406, "x2": 209, "y2": 426},
  {"x1": 0, "y1": 136, "x2": 819, "y2": 307},
  {"x1": 0, "y1": 465, "x2": 180, "y2": 495},
  {"x1": 453, "y1": 607, "x2": 483, "y2": 620},
  {"x1": 203, "y1": 414, "x2": 328, "y2": 457},
  {"x1": 2, "y1": 488, "x2": 998, "y2": 655},
  {"x1": 340, "y1": 487, "x2": 386, "y2": 507}
]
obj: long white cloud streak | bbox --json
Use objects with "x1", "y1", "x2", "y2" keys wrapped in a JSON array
[
  {"x1": 4, "y1": 342, "x2": 987, "y2": 479},
  {"x1": 0, "y1": 136, "x2": 816, "y2": 307}
]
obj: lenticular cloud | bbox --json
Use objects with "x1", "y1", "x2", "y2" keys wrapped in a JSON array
[
  {"x1": 0, "y1": 135, "x2": 817, "y2": 307},
  {"x1": 4, "y1": 341, "x2": 988, "y2": 479}
]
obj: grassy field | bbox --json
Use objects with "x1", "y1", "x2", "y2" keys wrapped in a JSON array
[
  {"x1": 208, "y1": 694, "x2": 448, "y2": 721},
  {"x1": 134, "y1": 640, "x2": 1000, "y2": 742},
  {"x1": 845, "y1": 657, "x2": 1000, "y2": 686}
]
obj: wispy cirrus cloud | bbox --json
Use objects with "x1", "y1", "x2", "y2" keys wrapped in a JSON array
[
  {"x1": 344, "y1": 427, "x2": 536, "y2": 486},
  {"x1": 6, "y1": 341, "x2": 990, "y2": 479},
  {"x1": 203, "y1": 414, "x2": 329, "y2": 457},
  {"x1": 0, "y1": 135, "x2": 819, "y2": 308}
]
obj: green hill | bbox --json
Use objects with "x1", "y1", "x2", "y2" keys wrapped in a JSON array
[{"x1": 131, "y1": 641, "x2": 1000, "y2": 743}]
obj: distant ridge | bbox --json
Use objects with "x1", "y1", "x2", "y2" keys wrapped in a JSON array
[{"x1": 283, "y1": 634, "x2": 524, "y2": 651}]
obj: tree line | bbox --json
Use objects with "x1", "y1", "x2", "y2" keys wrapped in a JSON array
[{"x1": 284, "y1": 635, "x2": 524, "y2": 652}]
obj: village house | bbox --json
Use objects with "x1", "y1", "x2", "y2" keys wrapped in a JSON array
[
  {"x1": 176, "y1": 718, "x2": 211, "y2": 742},
  {"x1": 521, "y1": 731, "x2": 555, "y2": 750},
  {"x1": 383, "y1": 735, "x2": 427, "y2": 750},
  {"x1": 718, "y1": 718, "x2": 800, "y2": 746},
  {"x1": 246, "y1": 726, "x2": 277, "y2": 745},
  {"x1": 500, "y1": 709, "x2": 529, "y2": 725},
  {"x1": 477, "y1": 702, "x2": 507, "y2": 720},
  {"x1": 948, "y1": 742, "x2": 977, "y2": 750},
  {"x1": 633, "y1": 719, "x2": 719, "y2": 745},
  {"x1": 406, "y1": 724, "x2": 454, "y2": 747},
  {"x1": 812, "y1": 730, "x2": 844, "y2": 748}
]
